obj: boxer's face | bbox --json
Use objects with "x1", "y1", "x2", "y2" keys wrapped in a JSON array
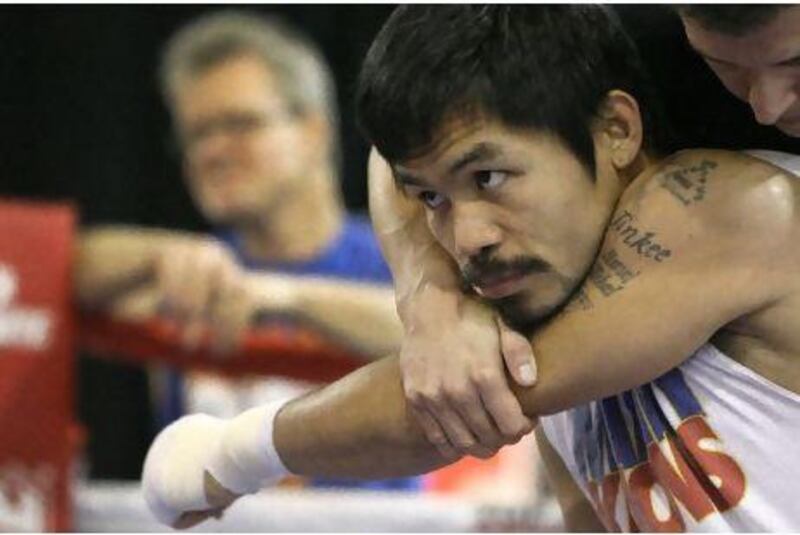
[
  {"x1": 393, "y1": 117, "x2": 622, "y2": 331},
  {"x1": 172, "y1": 54, "x2": 323, "y2": 225},
  {"x1": 682, "y1": 7, "x2": 800, "y2": 137}
]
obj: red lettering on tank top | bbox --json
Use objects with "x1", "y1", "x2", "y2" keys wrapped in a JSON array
[
  {"x1": 588, "y1": 472, "x2": 623, "y2": 532},
  {"x1": 647, "y1": 435, "x2": 716, "y2": 521},
  {"x1": 624, "y1": 462, "x2": 686, "y2": 532},
  {"x1": 588, "y1": 415, "x2": 747, "y2": 531},
  {"x1": 677, "y1": 416, "x2": 746, "y2": 511}
]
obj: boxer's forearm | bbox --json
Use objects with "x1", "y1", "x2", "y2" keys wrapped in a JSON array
[
  {"x1": 142, "y1": 362, "x2": 443, "y2": 529},
  {"x1": 274, "y1": 356, "x2": 454, "y2": 478}
]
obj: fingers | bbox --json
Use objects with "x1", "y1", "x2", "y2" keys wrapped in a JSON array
[
  {"x1": 155, "y1": 243, "x2": 187, "y2": 319},
  {"x1": 479, "y1": 373, "x2": 534, "y2": 439},
  {"x1": 448, "y1": 382, "x2": 505, "y2": 451},
  {"x1": 154, "y1": 239, "x2": 250, "y2": 355},
  {"x1": 424, "y1": 404, "x2": 495, "y2": 459},
  {"x1": 446, "y1": 368, "x2": 532, "y2": 452},
  {"x1": 474, "y1": 321, "x2": 535, "y2": 441},
  {"x1": 208, "y1": 267, "x2": 250, "y2": 355},
  {"x1": 156, "y1": 242, "x2": 211, "y2": 349},
  {"x1": 142, "y1": 414, "x2": 229, "y2": 528},
  {"x1": 406, "y1": 381, "x2": 499, "y2": 459},
  {"x1": 171, "y1": 505, "x2": 230, "y2": 530},
  {"x1": 173, "y1": 509, "x2": 221, "y2": 530},
  {"x1": 180, "y1": 247, "x2": 219, "y2": 350},
  {"x1": 497, "y1": 316, "x2": 537, "y2": 387},
  {"x1": 203, "y1": 469, "x2": 240, "y2": 508},
  {"x1": 406, "y1": 404, "x2": 460, "y2": 460},
  {"x1": 399, "y1": 295, "x2": 538, "y2": 459}
]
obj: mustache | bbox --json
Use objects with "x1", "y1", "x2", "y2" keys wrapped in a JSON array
[{"x1": 461, "y1": 254, "x2": 551, "y2": 291}]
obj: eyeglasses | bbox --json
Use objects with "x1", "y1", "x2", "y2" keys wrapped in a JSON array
[{"x1": 178, "y1": 109, "x2": 295, "y2": 152}]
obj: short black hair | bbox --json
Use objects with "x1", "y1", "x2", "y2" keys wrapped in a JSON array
[
  {"x1": 676, "y1": 4, "x2": 789, "y2": 37},
  {"x1": 356, "y1": 5, "x2": 670, "y2": 173}
]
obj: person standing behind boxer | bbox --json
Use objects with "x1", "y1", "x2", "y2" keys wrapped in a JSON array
[
  {"x1": 677, "y1": 5, "x2": 800, "y2": 139},
  {"x1": 156, "y1": 10, "x2": 400, "y2": 358},
  {"x1": 160, "y1": 10, "x2": 412, "y2": 491},
  {"x1": 75, "y1": 9, "x2": 408, "y2": 489},
  {"x1": 78, "y1": 12, "x2": 402, "y2": 367}
]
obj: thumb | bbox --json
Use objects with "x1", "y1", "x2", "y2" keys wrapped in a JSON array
[{"x1": 496, "y1": 316, "x2": 537, "y2": 387}]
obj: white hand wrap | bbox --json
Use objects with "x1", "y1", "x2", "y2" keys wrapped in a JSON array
[
  {"x1": 205, "y1": 403, "x2": 290, "y2": 494},
  {"x1": 141, "y1": 399, "x2": 290, "y2": 527}
]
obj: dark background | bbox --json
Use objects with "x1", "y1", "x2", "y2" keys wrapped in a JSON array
[
  {"x1": 0, "y1": 5, "x2": 796, "y2": 479},
  {"x1": 1, "y1": 4, "x2": 396, "y2": 228}
]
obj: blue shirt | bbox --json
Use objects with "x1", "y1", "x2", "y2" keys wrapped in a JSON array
[
  {"x1": 217, "y1": 215, "x2": 393, "y2": 283},
  {"x1": 216, "y1": 215, "x2": 420, "y2": 492}
]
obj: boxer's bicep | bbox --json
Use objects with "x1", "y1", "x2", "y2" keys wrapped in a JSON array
[{"x1": 514, "y1": 154, "x2": 794, "y2": 415}]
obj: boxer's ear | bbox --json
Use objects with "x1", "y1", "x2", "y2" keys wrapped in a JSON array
[{"x1": 595, "y1": 90, "x2": 643, "y2": 170}]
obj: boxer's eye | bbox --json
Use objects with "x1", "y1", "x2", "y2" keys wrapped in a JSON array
[
  {"x1": 418, "y1": 190, "x2": 446, "y2": 209},
  {"x1": 777, "y1": 55, "x2": 800, "y2": 68},
  {"x1": 475, "y1": 171, "x2": 508, "y2": 190}
]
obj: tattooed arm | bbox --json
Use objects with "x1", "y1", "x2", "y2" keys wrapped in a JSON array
[
  {"x1": 384, "y1": 148, "x2": 799, "y2": 417},
  {"x1": 273, "y1": 151, "x2": 800, "y2": 469},
  {"x1": 508, "y1": 150, "x2": 798, "y2": 413},
  {"x1": 148, "y1": 151, "x2": 800, "y2": 523},
  {"x1": 366, "y1": 147, "x2": 800, "y2": 457}
]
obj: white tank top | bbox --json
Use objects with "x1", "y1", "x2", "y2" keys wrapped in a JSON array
[{"x1": 541, "y1": 150, "x2": 800, "y2": 532}]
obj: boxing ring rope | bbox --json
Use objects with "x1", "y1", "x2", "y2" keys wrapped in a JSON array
[
  {"x1": 79, "y1": 312, "x2": 364, "y2": 382},
  {"x1": 0, "y1": 199, "x2": 559, "y2": 532}
]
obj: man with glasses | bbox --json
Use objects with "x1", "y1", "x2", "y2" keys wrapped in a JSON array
[{"x1": 79, "y1": 9, "x2": 410, "y2": 490}]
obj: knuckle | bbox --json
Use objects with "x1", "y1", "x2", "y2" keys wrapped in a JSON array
[
  {"x1": 472, "y1": 368, "x2": 500, "y2": 389},
  {"x1": 422, "y1": 389, "x2": 446, "y2": 407},
  {"x1": 427, "y1": 431, "x2": 448, "y2": 445},
  {"x1": 500, "y1": 423, "x2": 527, "y2": 439},
  {"x1": 407, "y1": 387, "x2": 438, "y2": 408},
  {"x1": 494, "y1": 413, "x2": 526, "y2": 436},
  {"x1": 404, "y1": 388, "x2": 424, "y2": 406},
  {"x1": 443, "y1": 384, "x2": 470, "y2": 404}
]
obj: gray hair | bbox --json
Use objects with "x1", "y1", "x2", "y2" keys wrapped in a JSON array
[{"x1": 160, "y1": 10, "x2": 340, "y2": 168}]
